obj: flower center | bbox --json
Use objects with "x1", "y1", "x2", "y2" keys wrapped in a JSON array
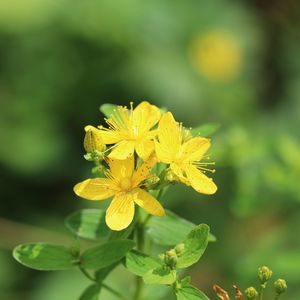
[{"x1": 120, "y1": 177, "x2": 132, "y2": 191}]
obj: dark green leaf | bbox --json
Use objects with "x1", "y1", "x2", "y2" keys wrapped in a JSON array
[
  {"x1": 191, "y1": 123, "x2": 220, "y2": 137},
  {"x1": 80, "y1": 240, "x2": 135, "y2": 269},
  {"x1": 100, "y1": 104, "x2": 117, "y2": 118},
  {"x1": 176, "y1": 224, "x2": 209, "y2": 269},
  {"x1": 13, "y1": 243, "x2": 78, "y2": 271},
  {"x1": 79, "y1": 284, "x2": 101, "y2": 300},
  {"x1": 65, "y1": 209, "x2": 110, "y2": 240},
  {"x1": 146, "y1": 210, "x2": 216, "y2": 246},
  {"x1": 176, "y1": 285, "x2": 209, "y2": 300},
  {"x1": 123, "y1": 250, "x2": 163, "y2": 276},
  {"x1": 143, "y1": 267, "x2": 177, "y2": 285}
]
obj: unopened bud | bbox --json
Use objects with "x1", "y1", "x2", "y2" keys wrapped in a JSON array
[
  {"x1": 258, "y1": 266, "x2": 272, "y2": 284},
  {"x1": 175, "y1": 243, "x2": 185, "y2": 255},
  {"x1": 165, "y1": 170, "x2": 179, "y2": 182},
  {"x1": 84, "y1": 125, "x2": 106, "y2": 153},
  {"x1": 245, "y1": 287, "x2": 258, "y2": 300},
  {"x1": 274, "y1": 279, "x2": 287, "y2": 294},
  {"x1": 164, "y1": 249, "x2": 177, "y2": 269}
]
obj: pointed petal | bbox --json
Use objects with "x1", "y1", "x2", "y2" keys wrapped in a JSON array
[
  {"x1": 170, "y1": 163, "x2": 190, "y2": 185},
  {"x1": 185, "y1": 165, "x2": 217, "y2": 195},
  {"x1": 107, "y1": 156, "x2": 135, "y2": 180},
  {"x1": 106, "y1": 193, "x2": 135, "y2": 231},
  {"x1": 133, "y1": 188, "x2": 165, "y2": 217},
  {"x1": 132, "y1": 155, "x2": 157, "y2": 187},
  {"x1": 135, "y1": 139, "x2": 155, "y2": 160},
  {"x1": 108, "y1": 140, "x2": 135, "y2": 160},
  {"x1": 132, "y1": 101, "x2": 161, "y2": 133},
  {"x1": 157, "y1": 112, "x2": 181, "y2": 160},
  {"x1": 154, "y1": 140, "x2": 173, "y2": 163},
  {"x1": 74, "y1": 178, "x2": 116, "y2": 200},
  {"x1": 181, "y1": 137, "x2": 211, "y2": 162}
]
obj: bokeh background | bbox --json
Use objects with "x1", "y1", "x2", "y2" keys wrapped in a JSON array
[{"x1": 0, "y1": 0, "x2": 300, "y2": 299}]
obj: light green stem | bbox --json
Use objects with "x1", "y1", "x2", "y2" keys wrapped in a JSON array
[
  {"x1": 274, "y1": 294, "x2": 280, "y2": 300},
  {"x1": 259, "y1": 285, "x2": 264, "y2": 300}
]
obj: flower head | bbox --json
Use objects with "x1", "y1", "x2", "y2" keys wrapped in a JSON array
[
  {"x1": 99, "y1": 101, "x2": 161, "y2": 160},
  {"x1": 74, "y1": 155, "x2": 165, "y2": 231},
  {"x1": 155, "y1": 112, "x2": 217, "y2": 195}
]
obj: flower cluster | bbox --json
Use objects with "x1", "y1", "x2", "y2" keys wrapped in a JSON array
[{"x1": 74, "y1": 101, "x2": 217, "y2": 231}]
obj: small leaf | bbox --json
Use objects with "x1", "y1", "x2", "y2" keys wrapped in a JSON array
[
  {"x1": 65, "y1": 209, "x2": 109, "y2": 240},
  {"x1": 146, "y1": 210, "x2": 216, "y2": 246},
  {"x1": 143, "y1": 267, "x2": 176, "y2": 285},
  {"x1": 176, "y1": 224, "x2": 209, "y2": 269},
  {"x1": 13, "y1": 243, "x2": 78, "y2": 271},
  {"x1": 191, "y1": 123, "x2": 220, "y2": 137},
  {"x1": 80, "y1": 240, "x2": 135, "y2": 269},
  {"x1": 123, "y1": 250, "x2": 163, "y2": 276},
  {"x1": 176, "y1": 285, "x2": 209, "y2": 300},
  {"x1": 79, "y1": 284, "x2": 101, "y2": 300},
  {"x1": 100, "y1": 103, "x2": 117, "y2": 118}
]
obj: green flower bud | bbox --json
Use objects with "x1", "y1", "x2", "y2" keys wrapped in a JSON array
[
  {"x1": 244, "y1": 287, "x2": 258, "y2": 300},
  {"x1": 274, "y1": 279, "x2": 287, "y2": 294},
  {"x1": 175, "y1": 243, "x2": 185, "y2": 255},
  {"x1": 258, "y1": 266, "x2": 273, "y2": 284},
  {"x1": 84, "y1": 125, "x2": 106, "y2": 153},
  {"x1": 164, "y1": 249, "x2": 177, "y2": 269}
]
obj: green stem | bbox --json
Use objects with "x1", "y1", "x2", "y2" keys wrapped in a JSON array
[
  {"x1": 259, "y1": 285, "x2": 264, "y2": 300},
  {"x1": 274, "y1": 294, "x2": 280, "y2": 300},
  {"x1": 79, "y1": 266, "x2": 127, "y2": 300}
]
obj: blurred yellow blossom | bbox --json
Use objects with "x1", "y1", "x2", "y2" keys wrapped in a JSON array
[
  {"x1": 99, "y1": 101, "x2": 161, "y2": 160},
  {"x1": 74, "y1": 155, "x2": 164, "y2": 231},
  {"x1": 189, "y1": 31, "x2": 242, "y2": 81},
  {"x1": 155, "y1": 112, "x2": 217, "y2": 195}
]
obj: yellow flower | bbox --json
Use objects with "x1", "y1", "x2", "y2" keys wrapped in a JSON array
[
  {"x1": 189, "y1": 31, "x2": 242, "y2": 81},
  {"x1": 74, "y1": 156, "x2": 165, "y2": 231},
  {"x1": 155, "y1": 112, "x2": 217, "y2": 195},
  {"x1": 99, "y1": 101, "x2": 161, "y2": 160}
]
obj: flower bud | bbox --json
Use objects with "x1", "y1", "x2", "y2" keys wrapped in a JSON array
[
  {"x1": 175, "y1": 243, "x2": 185, "y2": 255},
  {"x1": 244, "y1": 287, "x2": 258, "y2": 300},
  {"x1": 258, "y1": 266, "x2": 273, "y2": 284},
  {"x1": 274, "y1": 279, "x2": 287, "y2": 294},
  {"x1": 164, "y1": 249, "x2": 177, "y2": 269},
  {"x1": 84, "y1": 125, "x2": 106, "y2": 153}
]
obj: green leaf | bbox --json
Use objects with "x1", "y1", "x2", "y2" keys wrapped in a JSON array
[
  {"x1": 65, "y1": 209, "x2": 109, "y2": 240},
  {"x1": 191, "y1": 123, "x2": 220, "y2": 137},
  {"x1": 123, "y1": 250, "x2": 163, "y2": 276},
  {"x1": 176, "y1": 224, "x2": 209, "y2": 269},
  {"x1": 80, "y1": 240, "x2": 135, "y2": 269},
  {"x1": 79, "y1": 284, "x2": 101, "y2": 300},
  {"x1": 100, "y1": 103, "x2": 117, "y2": 118},
  {"x1": 176, "y1": 285, "x2": 209, "y2": 300},
  {"x1": 13, "y1": 243, "x2": 78, "y2": 271},
  {"x1": 143, "y1": 267, "x2": 177, "y2": 285},
  {"x1": 146, "y1": 210, "x2": 216, "y2": 246},
  {"x1": 65, "y1": 209, "x2": 134, "y2": 241}
]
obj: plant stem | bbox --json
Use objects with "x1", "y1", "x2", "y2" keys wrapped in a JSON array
[
  {"x1": 259, "y1": 285, "x2": 264, "y2": 300},
  {"x1": 274, "y1": 294, "x2": 280, "y2": 300},
  {"x1": 79, "y1": 266, "x2": 127, "y2": 300}
]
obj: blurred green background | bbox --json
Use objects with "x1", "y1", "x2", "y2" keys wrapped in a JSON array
[{"x1": 0, "y1": 0, "x2": 300, "y2": 299}]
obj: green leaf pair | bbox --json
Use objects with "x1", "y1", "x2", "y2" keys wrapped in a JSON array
[{"x1": 13, "y1": 239, "x2": 135, "y2": 271}]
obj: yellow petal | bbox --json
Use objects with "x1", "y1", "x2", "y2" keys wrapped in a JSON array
[
  {"x1": 157, "y1": 112, "x2": 181, "y2": 160},
  {"x1": 132, "y1": 155, "x2": 157, "y2": 187},
  {"x1": 74, "y1": 178, "x2": 116, "y2": 200},
  {"x1": 185, "y1": 165, "x2": 217, "y2": 195},
  {"x1": 132, "y1": 101, "x2": 161, "y2": 133},
  {"x1": 133, "y1": 188, "x2": 165, "y2": 217},
  {"x1": 108, "y1": 140, "x2": 135, "y2": 160},
  {"x1": 154, "y1": 140, "x2": 172, "y2": 163},
  {"x1": 170, "y1": 163, "x2": 190, "y2": 185},
  {"x1": 106, "y1": 193, "x2": 135, "y2": 231},
  {"x1": 181, "y1": 137, "x2": 211, "y2": 162},
  {"x1": 135, "y1": 139, "x2": 155, "y2": 161},
  {"x1": 98, "y1": 129, "x2": 122, "y2": 144},
  {"x1": 107, "y1": 156, "x2": 134, "y2": 180}
]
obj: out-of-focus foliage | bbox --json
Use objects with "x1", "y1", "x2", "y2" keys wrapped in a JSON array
[{"x1": 0, "y1": 0, "x2": 299, "y2": 299}]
